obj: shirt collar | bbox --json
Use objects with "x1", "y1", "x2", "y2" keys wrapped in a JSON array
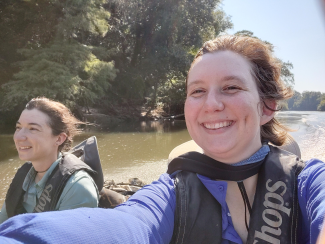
[{"x1": 232, "y1": 144, "x2": 270, "y2": 166}]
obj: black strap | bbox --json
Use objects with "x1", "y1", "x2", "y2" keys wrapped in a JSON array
[
  {"x1": 32, "y1": 163, "x2": 60, "y2": 213},
  {"x1": 237, "y1": 181, "x2": 252, "y2": 232},
  {"x1": 5, "y1": 162, "x2": 33, "y2": 217},
  {"x1": 168, "y1": 152, "x2": 265, "y2": 181}
]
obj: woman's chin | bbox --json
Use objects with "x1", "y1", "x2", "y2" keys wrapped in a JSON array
[
  {"x1": 202, "y1": 146, "x2": 233, "y2": 161},
  {"x1": 17, "y1": 154, "x2": 32, "y2": 162}
]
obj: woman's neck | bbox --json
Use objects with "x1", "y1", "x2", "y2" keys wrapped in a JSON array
[
  {"x1": 33, "y1": 152, "x2": 59, "y2": 183},
  {"x1": 35, "y1": 171, "x2": 47, "y2": 183}
]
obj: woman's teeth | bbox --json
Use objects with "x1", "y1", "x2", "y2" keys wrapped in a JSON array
[
  {"x1": 203, "y1": 121, "x2": 232, "y2": 129},
  {"x1": 20, "y1": 146, "x2": 32, "y2": 149}
]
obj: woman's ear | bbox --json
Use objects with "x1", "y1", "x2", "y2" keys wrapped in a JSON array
[
  {"x1": 260, "y1": 100, "x2": 277, "y2": 125},
  {"x1": 56, "y1": 133, "x2": 67, "y2": 146}
]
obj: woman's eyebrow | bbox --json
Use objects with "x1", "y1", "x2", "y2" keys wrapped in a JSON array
[
  {"x1": 221, "y1": 75, "x2": 245, "y2": 84},
  {"x1": 187, "y1": 80, "x2": 204, "y2": 88},
  {"x1": 188, "y1": 76, "x2": 246, "y2": 87},
  {"x1": 16, "y1": 121, "x2": 42, "y2": 127},
  {"x1": 28, "y1": 123, "x2": 42, "y2": 127}
]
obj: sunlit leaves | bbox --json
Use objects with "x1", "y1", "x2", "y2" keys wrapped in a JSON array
[
  {"x1": 57, "y1": 0, "x2": 111, "y2": 39},
  {"x1": 281, "y1": 61, "x2": 294, "y2": 88}
]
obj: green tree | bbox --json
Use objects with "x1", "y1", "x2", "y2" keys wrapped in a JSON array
[
  {"x1": 317, "y1": 93, "x2": 325, "y2": 111},
  {"x1": 0, "y1": 0, "x2": 62, "y2": 105},
  {"x1": 294, "y1": 91, "x2": 322, "y2": 111},
  {"x1": 287, "y1": 90, "x2": 302, "y2": 110},
  {"x1": 2, "y1": 41, "x2": 116, "y2": 109},
  {"x1": 1, "y1": 0, "x2": 233, "y2": 118},
  {"x1": 318, "y1": 99, "x2": 325, "y2": 111},
  {"x1": 1, "y1": 0, "x2": 117, "y2": 111},
  {"x1": 102, "y1": 0, "x2": 232, "y2": 112}
]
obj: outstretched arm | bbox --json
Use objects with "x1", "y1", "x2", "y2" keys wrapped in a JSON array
[
  {"x1": 298, "y1": 158, "x2": 325, "y2": 244},
  {"x1": 0, "y1": 173, "x2": 175, "y2": 244}
]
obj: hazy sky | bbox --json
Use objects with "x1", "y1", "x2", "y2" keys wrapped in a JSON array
[{"x1": 222, "y1": 0, "x2": 325, "y2": 93}]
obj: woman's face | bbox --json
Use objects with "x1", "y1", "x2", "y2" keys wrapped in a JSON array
[
  {"x1": 185, "y1": 51, "x2": 274, "y2": 163},
  {"x1": 13, "y1": 109, "x2": 60, "y2": 165}
]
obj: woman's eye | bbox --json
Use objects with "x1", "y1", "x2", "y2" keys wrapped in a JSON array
[
  {"x1": 30, "y1": 127, "x2": 39, "y2": 131},
  {"x1": 190, "y1": 89, "x2": 205, "y2": 96},
  {"x1": 15, "y1": 126, "x2": 21, "y2": 131},
  {"x1": 223, "y1": 86, "x2": 241, "y2": 93}
]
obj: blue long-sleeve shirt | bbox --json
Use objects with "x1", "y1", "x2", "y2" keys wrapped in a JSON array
[{"x1": 0, "y1": 158, "x2": 324, "y2": 243}]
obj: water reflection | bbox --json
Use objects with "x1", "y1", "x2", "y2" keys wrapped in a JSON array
[
  {"x1": 87, "y1": 119, "x2": 187, "y2": 134},
  {"x1": 275, "y1": 111, "x2": 311, "y2": 129}
]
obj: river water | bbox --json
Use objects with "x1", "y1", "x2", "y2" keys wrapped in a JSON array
[{"x1": 0, "y1": 111, "x2": 324, "y2": 206}]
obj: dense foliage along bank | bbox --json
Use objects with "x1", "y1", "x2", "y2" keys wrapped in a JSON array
[
  {"x1": 1, "y1": 0, "x2": 314, "y2": 125},
  {"x1": 287, "y1": 91, "x2": 325, "y2": 111},
  {"x1": 0, "y1": 0, "x2": 231, "y2": 122}
]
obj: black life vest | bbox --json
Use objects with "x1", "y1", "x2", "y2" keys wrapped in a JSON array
[
  {"x1": 5, "y1": 136, "x2": 103, "y2": 218},
  {"x1": 168, "y1": 146, "x2": 305, "y2": 244}
]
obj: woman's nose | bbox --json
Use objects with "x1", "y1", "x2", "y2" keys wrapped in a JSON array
[
  {"x1": 203, "y1": 91, "x2": 225, "y2": 112},
  {"x1": 14, "y1": 129, "x2": 27, "y2": 141}
]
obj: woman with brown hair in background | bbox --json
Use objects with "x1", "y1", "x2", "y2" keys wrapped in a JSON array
[{"x1": 0, "y1": 97, "x2": 99, "y2": 224}]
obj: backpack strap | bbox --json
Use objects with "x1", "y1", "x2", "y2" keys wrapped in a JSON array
[{"x1": 5, "y1": 162, "x2": 33, "y2": 217}]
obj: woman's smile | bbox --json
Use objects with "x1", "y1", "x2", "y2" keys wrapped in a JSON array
[
  {"x1": 18, "y1": 146, "x2": 32, "y2": 150},
  {"x1": 201, "y1": 120, "x2": 233, "y2": 130}
]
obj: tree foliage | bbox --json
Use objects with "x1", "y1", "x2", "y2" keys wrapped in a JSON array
[
  {"x1": 318, "y1": 99, "x2": 325, "y2": 111},
  {"x1": 4, "y1": 1, "x2": 315, "y2": 120},
  {"x1": 0, "y1": 0, "x2": 61, "y2": 88},
  {"x1": 103, "y1": 0, "x2": 232, "y2": 110},
  {"x1": 287, "y1": 91, "x2": 323, "y2": 111},
  {"x1": 1, "y1": 0, "x2": 117, "y2": 111},
  {"x1": 0, "y1": 0, "x2": 232, "y2": 117}
]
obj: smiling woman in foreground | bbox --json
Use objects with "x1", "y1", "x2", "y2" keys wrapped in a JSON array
[
  {"x1": 0, "y1": 36, "x2": 325, "y2": 244},
  {"x1": 0, "y1": 98, "x2": 99, "y2": 224}
]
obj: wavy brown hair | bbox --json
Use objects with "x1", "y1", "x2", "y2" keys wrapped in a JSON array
[
  {"x1": 25, "y1": 97, "x2": 84, "y2": 151},
  {"x1": 188, "y1": 35, "x2": 293, "y2": 146}
]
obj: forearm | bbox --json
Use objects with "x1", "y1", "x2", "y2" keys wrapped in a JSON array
[
  {"x1": 0, "y1": 173, "x2": 176, "y2": 244},
  {"x1": 298, "y1": 158, "x2": 325, "y2": 243},
  {"x1": 0, "y1": 208, "x2": 165, "y2": 243}
]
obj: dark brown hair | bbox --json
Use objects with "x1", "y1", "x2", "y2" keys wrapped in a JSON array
[
  {"x1": 25, "y1": 97, "x2": 84, "y2": 151},
  {"x1": 188, "y1": 35, "x2": 293, "y2": 146}
]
